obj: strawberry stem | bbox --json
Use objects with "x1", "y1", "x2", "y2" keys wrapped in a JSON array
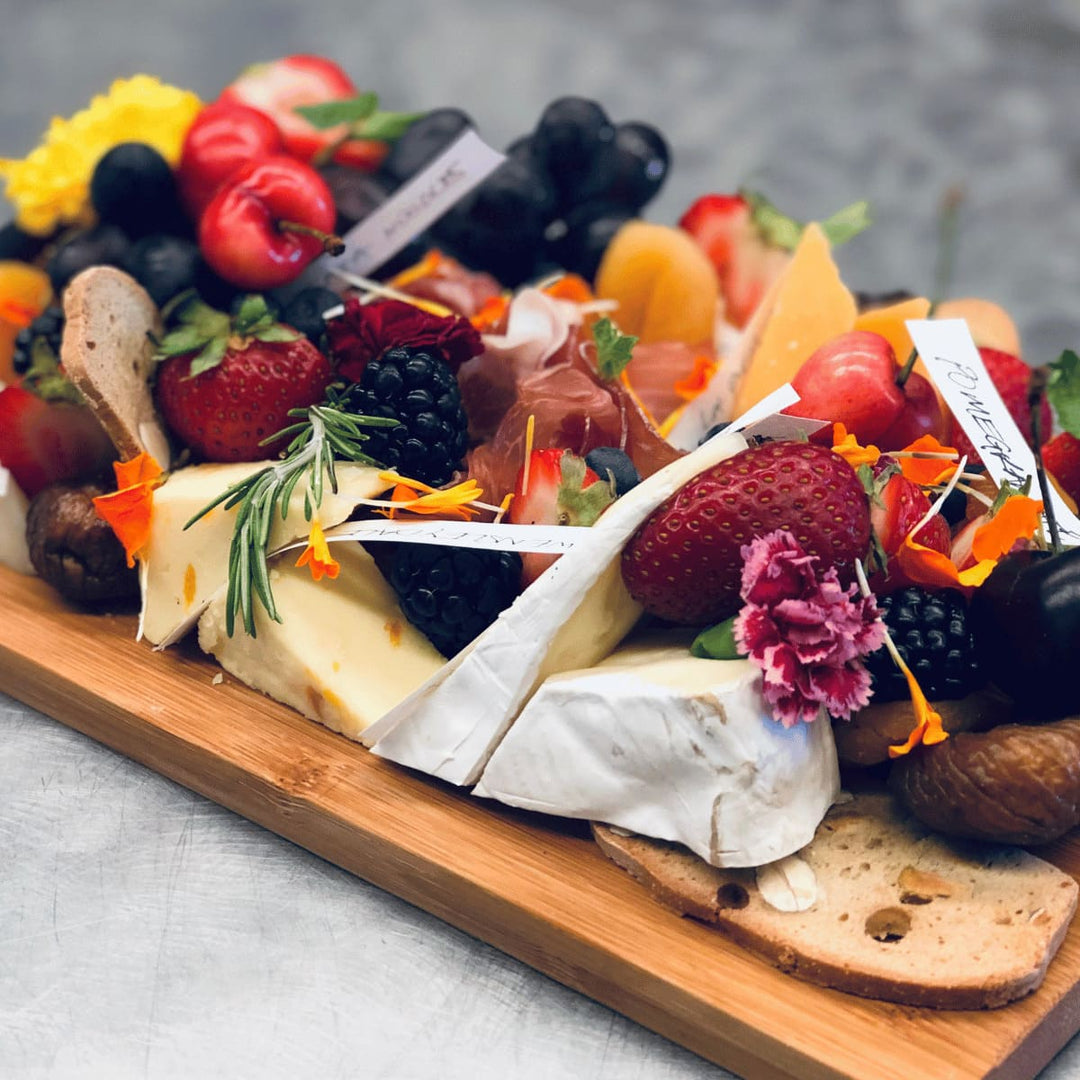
[{"x1": 276, "y1": 219, "x2": 346, "y2": 256}]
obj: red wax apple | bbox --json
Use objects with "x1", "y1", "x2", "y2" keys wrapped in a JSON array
[
  {"x1": 876, "y1": 370, "x2": 949, "y2": 450},
  {"x1": 786, "y1": 330, "x2": 905, "y2": 443},
  {"x1": 178, "y1": 102, "x2": 285, "y2": 218},
  {"x1": 198, "y1": 155, "x2": 343, "y2": 290}
]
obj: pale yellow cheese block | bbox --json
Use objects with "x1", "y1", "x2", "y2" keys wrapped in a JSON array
[
  {"x1": 198, "y1": 544, "x2": 446, "y2": 740},
  {"x1": 731, "y1": 223, "x2": 857, "y2": 417},
  {"x1": 141, "y1": 461, "x2": 390, "y2": 646}
]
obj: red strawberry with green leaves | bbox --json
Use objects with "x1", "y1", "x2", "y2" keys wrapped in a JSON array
[
  {"x1": 679, "y1": 191, "x2": 870, "y2": 328},
  {"x1": 1043, "y1": 431, "x2": 1080, "y2": 506},
  {"x1": 621, "y1": 441, "x2": 870, "y2": 624},
  {"x1": 948, "y1": 347, "x2": 1050, "y2": 465},
  {"x1": 154, "y1": 294, "x2": 332, "y2": 462},
  {"x1": 507, "y1": 448, "x2": 615, "y2": 585},
  {"x1": 868, "y1": 470, "x2": 951, "y2": 593}
]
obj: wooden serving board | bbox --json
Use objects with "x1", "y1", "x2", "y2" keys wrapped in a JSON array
[{"x1": 3, "y1": 562, "x2": 1080, "y2": 1080}]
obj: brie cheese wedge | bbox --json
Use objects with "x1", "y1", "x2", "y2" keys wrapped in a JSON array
[
  {"x1": 0, "y1": 466, "x2": 33, "y2": 575},
  {"x1": 198, "y1": 544, "x2": 446, "y2": 740},
  {"x1": 474, "y1": 635, "x2": 840, "y2": 868},
  {"x1": 140, "y1": 461, "x2": 389, "y2": 646},
  {"x1": 364, "y1": 429, "x2": 748, "y2": 786}
]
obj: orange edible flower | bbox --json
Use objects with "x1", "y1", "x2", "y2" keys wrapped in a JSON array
[
  {"x1": 387, "y1": 249, "x2": 444, "y2": 290},
  {"x1": 377, "y1": 472, "x2": 483, "y2": 521},
  {"x1": 542, "y1": 273, "x2": 594, "y2": 304},
  {"x1": 673, "y1": 354, "x2": 719, "y2": 402},
  {"x1": 895, "y1": 537, "x2": 996, "y2": 592},
  {"x1": 897, "y1": 435, "x2": 959, "y2": 486},
  {"x1": 91, "y1": 452, "x2": 164, "y2": 568},
  {"x1": 294, "y1": 519, "x2": 339, "y2": 582},
  {"x1": 971, "y1": 494, "x2": 1044, "y2": 562},
  {"x1": 831, "y1": 423, "x2": 880, "y2": 469},
  {"x1": 888, "y1": 653, "x2": 949, "y2": 757},
  {"x1": 470, "y1": 294, "x2": 510, "y2": 332}
]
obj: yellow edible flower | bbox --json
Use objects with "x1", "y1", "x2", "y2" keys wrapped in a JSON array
[
  {"x1": 295, "y1": 520, "x2": 340, "y2": 582},
  {"x1": 0, "y1": 75, "x2": 202, "y2": 235}
]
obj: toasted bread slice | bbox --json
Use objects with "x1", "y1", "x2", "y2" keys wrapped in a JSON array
[
  {"x1": 61, "y1": 266, "x2": 171, "y2": 468},
  {"x1": 594, "y1": 793, "x2": 1077, "y2": 1009}
]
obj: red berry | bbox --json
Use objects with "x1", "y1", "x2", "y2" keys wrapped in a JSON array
[
  {"x1": 155, "y1": 336, "x2": 332, "y2": 462},
  {"x1": 947, "y1": 347, "x2": 1050, "y2": 465},
  {"x1": 621, "y1": 441, "x2": 870, "y2": 624},
  {"x1": 1043, "y1": 432, "x2": 1080, "y2": 506},
  {"x1": 876, "y1": 371, "x2": 949, "y2": 450},
  {"x1": 869, "y1": 472, "x2": 951, "y2": 593}
]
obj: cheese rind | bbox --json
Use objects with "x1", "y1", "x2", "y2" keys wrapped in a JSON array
[
  {"x1": 141, "y1": 461, "x2": 389, "y2": 646},
  {"x1": 197, "y1": 544, "x2": 445, "y2": 740},
  {"x1": 474, "y1": 642, "x2": 840, "y2": 868},
  {"x1": 0, "y1": 466, "x2": 33, "y2": 575},
  {"x1": 364, "y1": 431, "x2": 748, "y2": 786}
]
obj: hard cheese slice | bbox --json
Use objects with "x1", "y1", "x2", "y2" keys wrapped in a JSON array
[
  {"x1": 198, "y1": 544, "x2": 445, "y2": 740},
  {"x1": 140, "y1": 461, "x2": 389, "y2": 646},
  {"x1": 474, "y1": 634, "x2": 840, "y2": 868},
  {"x1": 731, "y1": 222, "x2": 856, "y2": 418},
  {"x1": 364, "y1": 429, "x2": 749, "y2": 786}
]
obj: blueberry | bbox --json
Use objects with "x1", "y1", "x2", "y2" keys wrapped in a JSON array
[
  {"x1": 283, "y1": 287, "x2": 342, "y2": 346},
  {"x1": 379, "y1": 108, "x2": 474, "y2": 188},
  {"x1": 585, "y1": 446, "x2": 641, "y2": 496},
  {"x1": 606, "y1": 122, "x2": 670, "y2": 211},
  {"x1": 122, "y1": 234, "x2": 201, "y2": 307},
  {"x1": 90, "y1": 142, "x2": 185, "y2": 238},
  {"x1": 531, "y1": 97, "x2": 617, "y2": 209},
  {"x1": 46, "y1": 224, "x2": 131, "y2": 292}
]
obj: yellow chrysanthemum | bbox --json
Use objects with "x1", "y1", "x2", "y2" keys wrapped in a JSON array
[{"x1": 0, "y1": 74, "x2": 202, "y2": 235}]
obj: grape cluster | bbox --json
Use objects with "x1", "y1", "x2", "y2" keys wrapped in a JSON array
[{"x1": 348, "y1": 99, "x2": 669, "y2": 288}]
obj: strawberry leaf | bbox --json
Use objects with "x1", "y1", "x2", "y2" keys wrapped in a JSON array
[
  {"x1": 356, "y1": 110, "x2": 426, "y2": 142},
  {"x1": 295, "y1": 92, "x2": 378, "y2": 129},
  {"x1": 743, "y1": 190, "x2": 871, "y2": 252},
  {"x1": 690, "y1": 616, "x2": 744, "y2": 660},
  {"x1": 1047, "y1": 349, "x2": 1080, "y2": 438},
  {"x1": 820, "y1": 200, "x2": 872, "y2": 246},
  {"x1": 593, "y1": 316, "x2": 638, "y2": 381},
  {"x1": 155, "y1": 323, "x2": 214, "y2": 358},
  {"x1": 187, "y1": 336, "x2": 228, "y2": 379},
  {"x1": 556, "y1": 450, "x2": 616, "y2": 526},
  {"x1": 255, "y1": 325, "x2": 302, "y2": 343}
]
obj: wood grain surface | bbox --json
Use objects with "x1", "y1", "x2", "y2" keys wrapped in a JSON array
[{"x1": 3, "y1": 562, "x2": 1080, "y2": 1080}]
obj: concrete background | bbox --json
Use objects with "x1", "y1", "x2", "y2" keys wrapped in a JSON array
[{"x1": 4, "y1": 1, "x2": 1080, "y2": 1077}]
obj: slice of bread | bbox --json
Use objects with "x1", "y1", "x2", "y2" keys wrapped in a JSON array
[
  {"x1": 61, "y1": 266, "x2": 171, "y2": 468},
  {"x1": 593, "y1": 793, "x2": 1077, "y2": 1009}
]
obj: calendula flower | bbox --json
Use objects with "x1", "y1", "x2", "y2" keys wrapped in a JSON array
[
  {"x1": 733, "y1": 530, "x2": 885, "y2": 727},
  {"x1": 0, "y1": 75, "x2": 202, "y2": 234},
  {"x1": 895, "y1": 434, "x2": 960, "y2": 486},
  {"x1": 91, "y1": 452, "x2": 165, "y2": 568},
  {"x1": 295, "y1": 520, "x2": 340, "y2": 582},
  {"x1": 831, "y1": 423, "x2": 881, "y2": 470},
  {"x1": 376, "y1": 473, "x2": 484, "y2": 520}
]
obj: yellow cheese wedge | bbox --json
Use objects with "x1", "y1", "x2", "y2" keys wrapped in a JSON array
[
  {"x1": 140, "y1": 461, "x2": 390, "y2": 646},
  {"x1": 853, "y1": 297, "x2": 930, "y2": 366},
  {"x1": 198, "y1": 544, "x2": 446, "y2": 740},
  {"x1": 731, "y1": 223, "x2": 857, "y2": 417}
]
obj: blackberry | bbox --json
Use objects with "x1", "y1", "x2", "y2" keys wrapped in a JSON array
[
  {"x1": 390, "y1": 544, "x2": 522, "y2": 658},
  {"x1": 13, "y1": 305, "x2": 65, "y2": 377},
  {"x1": 352, "y1": 346, "x2": 468, "y2": 486},
  {"x1": 865, "y1": 587, "x2": 984, "y2": 702}
]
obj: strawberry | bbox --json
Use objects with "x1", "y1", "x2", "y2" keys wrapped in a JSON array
[
  {"x1": 948, "y1": 347, "x2": 1050, "y2": 465},
  {"x1": 869, "y1": 471, "x2": 951, "y2": 593},
  {"x1": 218, "y1": 55, "x2": 387, "y2": 171},
  {"x1": 621, "y1": 441, "x2": 870, "y2": 624},
  {"x1": 154, "y1": 295, "x2": 332, "y2": 462},
  {"x1": 1043, "y1": 431, "x2": 1080, "y2": 506},
  {"x1": 0, "y1": 387, "x2": 114, "y2": 498},
  {"x1": 507, "y1": 448, "x2": 615, "y2": 585}
]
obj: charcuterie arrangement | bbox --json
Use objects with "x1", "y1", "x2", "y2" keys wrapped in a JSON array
[{"x1": 5, "y1": 56, "x2": 1080, "y2": 1011}]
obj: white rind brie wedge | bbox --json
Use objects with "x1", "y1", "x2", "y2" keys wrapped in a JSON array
[
  {"x1": 0, "y1": 465, "x2": 34, "y2": 576},
  {"x1": 474, "y1": 634, "x2": 840, "y2": 868},
  {"x1": 363, "y1": 430, "x2": 748, "y2": 786},
  {"x1": 140, "y1": 461, "x2": 390, "y2": 647},
  {"x1": 198, "y1": 544, "x2": 446, "y2": 739}
]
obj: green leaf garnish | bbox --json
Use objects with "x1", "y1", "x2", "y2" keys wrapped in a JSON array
[
  {"x1": 358, "y1": 110, "x2": 426, "y2": 142},
  {"x1": 184, "y1": 382, "x2": 399, "y2": 638},
  {"x1": 742, "y1": 189, "x2": 872, "y2": 252},
  {"x1": 690, "y1": 616, "x2": 744, "y2": 660},
  {"x1": 593, "y1": 316, "x2": 638, "y2": 381},
  {"x1": 555, "y1": 450, "x2": 616, "y2": 526},
  {"x1": 1047, "y1": 349, "x2": 1080, "y2": 438},
  {"x1": 989, "y1": 476, "x2": 1033, "y2": 517},
  {"x1": 295, "y1": 92, "x2": 379, "y2": 129}
]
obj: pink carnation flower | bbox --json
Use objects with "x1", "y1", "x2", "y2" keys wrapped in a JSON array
[{"x1": 733, "y1": 530, "x2": 884, "y2": 727}]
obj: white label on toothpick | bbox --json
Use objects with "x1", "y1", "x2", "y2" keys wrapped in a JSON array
[
  {"x1": 907, "y1": 318, "x2": 1080, "y2": 542},
  {"x1": 723, "y1": 382, "x2": 828, "y2": 441},
  {"x1": 275, "y1": 519, "x2": 587, "y2": 557},
  {"x1": 315, "y1": 129, "x2": 505, "y2": 281}
]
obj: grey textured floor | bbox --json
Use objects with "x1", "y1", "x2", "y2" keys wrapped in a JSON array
[{"x1": 4, "y1": 1, "x2": 1080, "y2": 1078}]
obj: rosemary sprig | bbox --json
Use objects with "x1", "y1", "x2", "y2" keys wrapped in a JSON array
[{"x1": 184, "y1": 383, "x2": 398, "y2": 638}]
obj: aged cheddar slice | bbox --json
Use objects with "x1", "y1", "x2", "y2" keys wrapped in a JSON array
[
  {"x1": 197, "y1": 544, "x2": 445, "y2": 740},
  {"x1": 364, "y1": 429, "x2": 749, "y2": 786},
  {"x1": 731, "y1": 222, "x2": 857, "y2": 418},
  {"x1": 852, "y1": 296, "x2": 930, "y2": 366},
  {"x1": 140, "y1": 461, "x2": 389, "y2": 646},
  {"x1": 473, "y1": 633, "x2": 840, "y2": 868}
]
